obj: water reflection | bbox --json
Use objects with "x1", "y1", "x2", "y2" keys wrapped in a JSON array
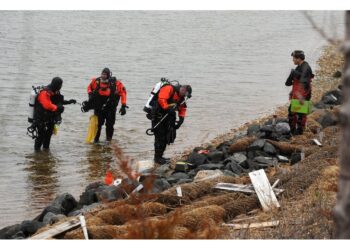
[{"x1": 24, "y1": 150, "x2": 59, "y2": 208}]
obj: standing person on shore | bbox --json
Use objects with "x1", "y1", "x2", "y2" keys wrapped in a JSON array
[
  {"x1": 31, "y1": 77, "x2": 76, "y2": 150},
  {"x1": 285, "y1": 50, "x2": 314, "y2": 135},
  {"x1": 83, "y1": 68, "x2": 127, "y2": 143},
  {"x1": 151, "y1": 83, "x2": 192, "y2": 165}
]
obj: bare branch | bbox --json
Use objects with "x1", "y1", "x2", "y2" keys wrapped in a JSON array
[{"x1": 302, "y1": 11, "x2": 338, "y2": 45}]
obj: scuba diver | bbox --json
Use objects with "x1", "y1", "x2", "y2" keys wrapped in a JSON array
[
  {"x1": 145, "y1": 79, "x2": 192, "y2": 165},
  {"x1": 81, "y1": 68, "x2": 128, "y2": 143},
  {"x1": 27, "y1": 77, "x2": 76, "y2": 151}
]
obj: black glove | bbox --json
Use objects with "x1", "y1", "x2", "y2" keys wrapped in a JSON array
[
  {"x1": 88, "y1": 93, "x2": 93, "y2": 101},
  {"x1": 57, "y1": 105, "x2": 64, "y2": 113},
  {"x1": 69, "y1": 99, "x2": 76, "y2": 104},
  {"x1": 174, "y1": 117, "x2": 184, "y2": 129},
  {"x1": 119, "y1": 104, "x2": 127, "y2": 116}
]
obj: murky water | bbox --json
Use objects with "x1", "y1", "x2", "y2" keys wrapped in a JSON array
[{"x1": 0, "y1": 11, "x2": 344, "y2": 228}]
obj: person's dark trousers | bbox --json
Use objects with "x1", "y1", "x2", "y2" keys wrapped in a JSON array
[
  {"x1": 34, "y1": 122, "x2": 54, "y2": 150},
  {"x1": 105, "y1": 107, "x2": 116, "y2": 140},
  {"x1": 94, "y1": 107, "x2": 116, "y2": 142},
  {"x1": 288, "y1": 105, "x2": 307, "y2": 135},
  {"x1": 153, "y1": 115, "x2": 169, "y2": 159}
]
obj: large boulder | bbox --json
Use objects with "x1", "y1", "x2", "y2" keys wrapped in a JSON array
[
  {"x1": 207, "y1": 150, "x2": 224, "y2": 163},
  {"x1": 43, "y1": 212, "x2": 66, "y2": 225},
  {"x1": 188, "y1": 152, "x2": 207, "y2": 167},
  {"x1": 20, "y1": 220, "x2": 44, "y2": 237},
  {"x1": 52, "y1": 193, "x2": 78, "y2": 215},
  {"x1": 317, "y1": 111, "x2": 339, "y2": 128},
  {"x1": 167, "y1": 172, "x2": 191, "y2": 185},
  {"x1": 196, "y1": 163, "x2": 225, "y2": 171},
  {"x1": 263, "y1": 142, "x2": 277, "y2": 155},
  {"x1": 0, "y1": 224, "x2": 21, "y2": 239},
  {"x1": 275, "y1": 122, "x2": 291, "y2": 135},
  {"x1": 247, "y1": 124, "x2": 261, "y2": 136},
  {"x1": 78, "y1": 181, "x2": 108, "y2": 207},
  {"x1": 231, "y1": 153, "x2": 247, "y2": 165},
  {"x1": 247, "y1": 139, "x2": 266, "y2": 151}
]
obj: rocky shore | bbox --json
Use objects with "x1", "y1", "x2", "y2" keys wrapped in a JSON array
[{"x1": 0, "y1": 45, "x2": 344, "y2": 239}]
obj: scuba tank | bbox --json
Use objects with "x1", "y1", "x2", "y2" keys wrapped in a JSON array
[
  {"x1": 28, "y1": 85, "x2": 44, "y2": 123},
  {"x1": 143, "y1": 78, "x2": 180, "y2": 115}
]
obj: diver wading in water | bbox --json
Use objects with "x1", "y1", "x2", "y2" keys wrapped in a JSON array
[
  {"x1": 27, "y1": 77, "x2": 76, "y2": 151},
  {"x1": 144, "y1": 78, "x2": 192, "y2": 165},
  {"x1": 81, "y1": 68, "x2": 128, "y2": 143}
]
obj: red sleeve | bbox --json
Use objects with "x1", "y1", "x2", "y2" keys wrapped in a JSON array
[
  {"x1": 87, "y1": 78, "x2": 97, "y2": 94},
  {"x1": 178, "y1": 103, "x2": 187, "y2": 117},
  {"x1": 117, "y1": 81, "x2": 127, "y2": 105},
  {"x1": 37, "y1": 90, "x2": 57, "y2": 112},
  {"x1": 158, "y1": 85, "x2": 174, "y2": 110}
]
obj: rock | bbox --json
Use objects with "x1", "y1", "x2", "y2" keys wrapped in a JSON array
[
  {"x1": 333, "y1": 70, "x2": 342, "y2": 78},
  {"x1": 154, "y1": 164, "x2": 172, "y2": 177},
  {"x1": 260, "y1": 125, "x2": 274, "y2": 133},
  {"x1": 11, "y1": 231, "x2": 25, "y2": 239},
  {"x1": 246, "y1": 159, "x2": 260, "y2": 170},
  {"x1": 0, "y1": 224, "x2": 21, "y2": 239},
  {"x1": 216, "y1": 143, "x2": 231, "y2": 159},
  {"x1": 20, "y1": 220, "x2": 44, "y2": 237},
  {"x1": 188, "y1": 152, "x2": 207, "y2": 167},
  {"x1": 291, "y1": 152, "x2": 301, "y2": 165},
  {"x1": 224, "y1": 160, "x2": 246, "y2": 175},
  {"x1": 207, "y1": 150, "x2": 224, "y2": 163},
  {"x1": 187, "y1": 169, "x2": 198, "y2": 178},
  {"x1": 247, "y1": 139, "x2": 266, "y2": 151},
  {"x1": 231, "y1": 153, "x2": 247, "y2": 165},
  {"x1": 254, "y1": 156, "x2": 274, "y2": 168},
  {"x1": 154, "y1": 178, "x2": 171, "y2": 192},
  {"x1": 222, "y1": 170, "x2": 238, "y2": 177},
  {"x1": 247, "y1": 124, "x2": 261, "y2": 136},
  {"x1": 275, "y1": 122, "x2": 291, "y2": 135},
  {"x1": 95, "y1": 185, "x2": 126, "y2": 202},
  {"x1": 34, "y1": 205, "x2": 63, "y2": 222},
  {"x1": 167, "y1": 172, "x2": 191, "y2": 184},
  {"x1": 176, "y1": 179, "x2": 193, "y2": 185},
  {"x1": 194, "y1": 170, "x2": 224, "y2": 181},
  {"x1": 196, "y1": 163, "x2": 225, "y2": 171},
  {"x1": 43, "y1": 212, "x2": 66, "y2": 225},
  {"x1": 68, "y1": 203, "x2": 101, "y2": 217},
  {"x1": 52, "y1": 193, "x2": 78, "y2": 215},
  {"x1": 78, "y1": 182, "x2": 108, "y2": 207},
  {"x1": 263, "y1": 142, "x2": 277, "y2": 155},
  {"x1": 317, "y1": 111, "x2": 338, "y2": 128},
  {"x1": 247, "y1": 150, "x2": 269, "y2": 159}
]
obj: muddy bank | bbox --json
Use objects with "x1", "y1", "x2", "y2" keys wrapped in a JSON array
[{"x1": 0, "y1": 45, "x2": 344, "y2": 239}]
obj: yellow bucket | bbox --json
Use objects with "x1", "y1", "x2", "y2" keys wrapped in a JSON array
[{"x1": 85, "y1": 115, "x2": 98, "y2": 143}]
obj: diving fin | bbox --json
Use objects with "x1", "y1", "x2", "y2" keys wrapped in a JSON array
[{"x1": 85, "y1": 115, "x2": 98, "y2": 143}]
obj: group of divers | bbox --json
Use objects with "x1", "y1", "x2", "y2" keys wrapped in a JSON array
[
  {"x1": 27, "y1": 67, "x2": 192, "y2": 165},
  {"x1": 27, "y1": 50, "x2": 314, "y2": 165}
]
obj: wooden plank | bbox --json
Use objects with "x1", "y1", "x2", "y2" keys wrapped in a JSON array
[
  {"x1": 30, "y1": 217, "x2": 81, "y2": 239},
  {"x1": 214, "y1": 183, "x2": 256, "y2": 194},
  {"x1": 223, "y1": 220, "x2": 280, "y2": 230},
  {"x1": 79, "y1": 215, "x2": 89, "y2": 240},
  {"x1": 249, "y1": 169, "x2": 280, "y2": 211},
  {"x1": 214, "y1": 182, "x2": 284, "y2": 196}
]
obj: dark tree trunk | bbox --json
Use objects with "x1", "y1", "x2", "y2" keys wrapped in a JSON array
[{"x1": 334, "y1": 10, "x2": 350, "y2": 239}]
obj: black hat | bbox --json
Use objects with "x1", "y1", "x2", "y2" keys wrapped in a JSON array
[
  {"x1": 291, "y1": 50, "x2": 305, "y2": 60},
  {"x1": 49, "y1": 77, "x2": 63, "y2": 91},
  {"x1": 102, "y1": 68, "x2": 111, "y2": 78}
]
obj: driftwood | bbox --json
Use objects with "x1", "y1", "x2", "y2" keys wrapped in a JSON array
[
  {"x1": 229, "y1": 137, "x2": 256, "y2": 153},
  {"x1": 30, "y1": 217, "x2": 81, "y2": 239},
  {"x1": 223, "y1": 220, "x2": 280, "y2": 230},
  {"x1": 266, "y1": 140, "x2": 303, "y2": 155}
]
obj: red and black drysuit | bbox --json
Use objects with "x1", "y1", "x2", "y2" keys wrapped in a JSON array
[
  {"x1": 34, "y1": 87, "x2": 74, "y2": 150},
  {"x1": 285, "y1": 61, "x2": 313, "y2": 135},
  {"x1": 87, "y1": 77, "x2": 127, "y2": 142},
  {"x1": 152, "y1": 84, "x2": 187, "y2": 161}
]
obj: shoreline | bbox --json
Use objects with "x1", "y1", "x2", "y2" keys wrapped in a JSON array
[{"x1": 0, "y1": 44, "x2": 344, "y2": 239}]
